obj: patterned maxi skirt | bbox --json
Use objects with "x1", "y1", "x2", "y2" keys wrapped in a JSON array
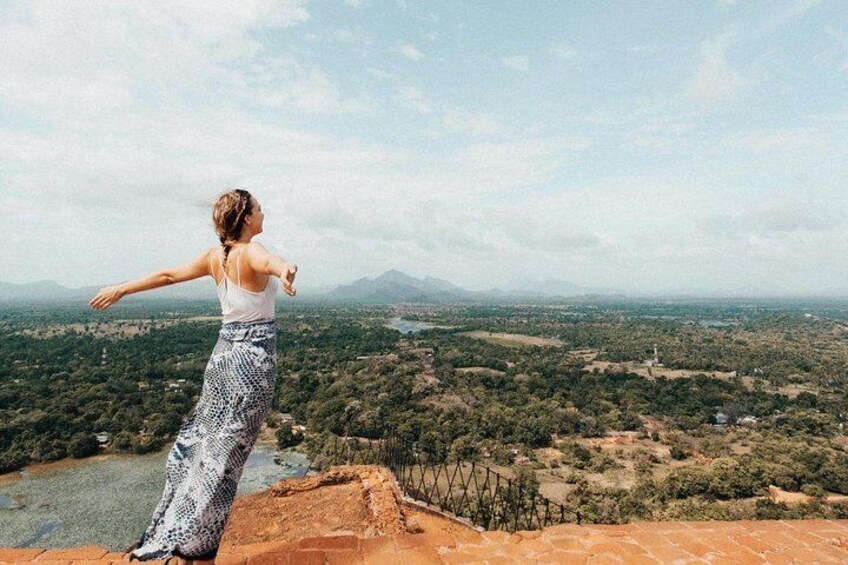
[{"x1": 129, "y1": 318, "x2": 278, "y2": 562}]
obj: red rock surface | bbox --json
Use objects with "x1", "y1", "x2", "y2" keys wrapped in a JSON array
[{"x1": 4, "y1": 465, "x2": 848, "y2": 564}]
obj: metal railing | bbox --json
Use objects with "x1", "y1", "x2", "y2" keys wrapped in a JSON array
[{"x1": 314, "y1": 429, "x2": 580, "y2": 532}]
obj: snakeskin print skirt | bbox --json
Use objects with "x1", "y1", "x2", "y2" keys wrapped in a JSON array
[{"x1": 129, "y1": 318, "x2": 277, "y2": 561}]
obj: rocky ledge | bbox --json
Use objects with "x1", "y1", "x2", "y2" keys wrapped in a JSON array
[{"x1": 2, "y1": 465, "x2": 848, "y2": 564}]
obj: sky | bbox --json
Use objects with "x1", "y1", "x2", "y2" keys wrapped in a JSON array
[{"x1": 1, "y1": 0, "x2": 847, "y2": 296}]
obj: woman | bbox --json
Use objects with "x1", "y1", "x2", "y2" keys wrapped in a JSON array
[{"x1": 89, "y1": 189, "x2": 297, "y2": 564}]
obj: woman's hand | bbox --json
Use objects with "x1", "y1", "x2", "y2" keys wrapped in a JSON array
[
  {"x1": 89, "y1": 284, "x2": 126, "y2": 310},
  {"x1": 281, "y1": 264, "x2": 297, "y2": 297}
]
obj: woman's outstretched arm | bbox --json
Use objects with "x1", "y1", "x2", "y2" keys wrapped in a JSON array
[
  {"x1": 89, "y1": 248, "x2": 213, "y2": 310},
  {"x1": 245, "y1": 241, "x2": 297, "y2": 297}
]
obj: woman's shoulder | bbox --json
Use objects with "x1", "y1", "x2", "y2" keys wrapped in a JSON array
[{"x1": 243, "y1": 241, "x2": 273, "y2": 263}]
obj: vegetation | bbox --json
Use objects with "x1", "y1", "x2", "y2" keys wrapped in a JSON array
[{"x1": 4, "y1": 298, "x2": 848, "y2": 522}]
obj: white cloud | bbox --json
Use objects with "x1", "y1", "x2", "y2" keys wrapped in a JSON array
[
  {"x1": 501, "y1": 55, "x2": 529, "y2": 71},
  {"x1": 621, "y1": 112, "x2": 699, "y2": 154},
  {"x1": 2, "y1": 1, "x2": 847, "y2": 294},
  {"x1": 331, "y1": 27, "x2": 372, "y2": 51},
  {"x1": 395, "y1": 85, "x2": 432, "y2": 114},
  {"x1": 700, "y1": 199, "x2": 843, "y2": 238},
  {"x1": 683, "y1": 36, "x2": 752, "y2": 111},
  {"x1": 397, "y1": 44, "x2": 424, "y2": 61},
  {"x1": 717, "y1": 126, "x2": 830, "y2": 155},
  {"x1": 448, "y1": 137, "x2": 589, "y2": 194},
  {"x1": 431, "y1": 108, "x2": 500, "y2": 137},
  {"x1": 819, "y1": 26, "x2": 848, "y2": 72},
  {"x1": 345, "y1": 0, "x2": 366, "y2": 7},
  {"x1": 0, "y1": 0, "x2": 374, "y2": 122},
  {"x1": 626, "y1": 45, "x2": 664, "y2": 54},
  {"x1": 549, "y1": 43, "x2": 577, "y2": 59},
  {"x1": 246, "y1": 60, "x2": 376, "y2": 114}
]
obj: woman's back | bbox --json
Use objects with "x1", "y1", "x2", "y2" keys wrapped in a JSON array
[{"x1": 211, "y1": 244, "x2": 277, "y2": 324}]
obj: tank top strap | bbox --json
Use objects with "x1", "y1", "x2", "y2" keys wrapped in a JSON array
[{"x1": 219, "y1": 247, "x2": 229, "y2": 291}]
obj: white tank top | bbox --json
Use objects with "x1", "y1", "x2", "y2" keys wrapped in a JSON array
[{"x1": 212, "y1": 246, "x2": 277, "y2": 324}]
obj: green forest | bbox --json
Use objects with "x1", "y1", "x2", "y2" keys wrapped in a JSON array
[{"x1": 4, "y1": 298, "x2": 848, "y2": 522}]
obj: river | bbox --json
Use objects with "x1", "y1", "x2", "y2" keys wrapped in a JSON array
[{"x1": 0, "y1": 441, "x2": 312, "y2": 552}]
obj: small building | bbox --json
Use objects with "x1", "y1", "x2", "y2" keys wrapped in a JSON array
[
  {"x1": 739, "y1": 415, "x2": 758, "y2": 426},
  {"x1": 278, "y1": 413, "x2": 295, "y2": 424},
  {"x1": 95, "y1": 432, "x2": 110, "y2": 444},
  {"x1": 644, "y1": 344, "x2": 664, "y2": 367},
  {"x1": 714, "y1": 412, "x2": 730, "y2": 425}
]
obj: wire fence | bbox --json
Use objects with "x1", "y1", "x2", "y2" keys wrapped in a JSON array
[{"x1": 314, "y1": 428, "x2": 581, "y2": 532}]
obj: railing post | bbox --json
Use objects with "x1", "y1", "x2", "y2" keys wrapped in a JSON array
[
  {"x1": 493, "y1": 473, "x2": 501, "y2": 530},
  {"x1": 506, "y1": 478, "x2": 513, "y2": 532},
  {"x1": 515, "y1": 480, "x2": 523, "y2": 532}
]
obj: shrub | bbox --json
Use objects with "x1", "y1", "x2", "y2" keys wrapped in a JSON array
[
  {"x1": 68, "y1": 432, "x2": 99, "y2": 458},
  {"x1": 276, "y1": 425, "x2": 303, "y2": 449}
]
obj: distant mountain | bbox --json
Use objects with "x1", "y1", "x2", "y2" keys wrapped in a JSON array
[
  {"x1": 0, "y1": 278, "x2": 219, "y2": 303},
  {"x1": 324, "y1": 271, "x2": 622, "y2": 303},
  {"x1": 327, "y1": 269, "x2": 474, "y2": 303},
  {"x1": 0, "y1": 272, "x2": 620, "y2": 305},
  {"x1": 515, "y1": 277, "x2": 621, "y2": 298},
  {"x1": 0, "y1": 279, "x2": 72, "y2": 301},
  {"x1": 0, "y1": 277, "x2": 332, "y2": 304}
]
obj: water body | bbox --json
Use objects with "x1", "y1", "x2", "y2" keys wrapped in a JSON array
[
  {"x1": 0, "y1": 443, "x2": 312, "y2": 552},
  {"x1": 0, "y1": 494, "x2": 18, "y2": 509},
  {"x1": 385, "y1": 317, "x2": 440, "y2": 334}
]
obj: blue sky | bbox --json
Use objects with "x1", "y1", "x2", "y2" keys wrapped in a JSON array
[{"x1": 1, "y1": 0, "x2": 847, "y2": 296}]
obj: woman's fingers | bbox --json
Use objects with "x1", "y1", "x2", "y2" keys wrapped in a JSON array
[
  {"x1": 90, "y1": 286, "x2": 122, "y2": 309},
  {"x1": 281, "y1": 280, "x2": 296, "y2": 297},
  {"x1": 90, "y1": 292, "x2": 105, "y2": 309}
]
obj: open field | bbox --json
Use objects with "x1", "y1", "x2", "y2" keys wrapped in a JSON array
[
  {"x1": 455, "y1": 367, "x2": 507, "y2": 376},
  {"x1": 13, "y1": 315, "x2": 220, "y2": 340},
  {"x1": 585, "y1": 358, "x2": 744, "y2": 382},
  {"x1": 461, "y1": 331, "x2": 564, "y2": 348},
  {"x1": 577, "y1": 349, "x2": 823, "y2": 398}
]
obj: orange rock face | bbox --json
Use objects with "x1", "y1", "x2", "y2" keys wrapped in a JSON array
[
  {"x1": 4, "y1": 465, "x2": 848, "y2": 564},
  {"x1": 222, "y1": 465, "x2": 411, "y2": 545}
]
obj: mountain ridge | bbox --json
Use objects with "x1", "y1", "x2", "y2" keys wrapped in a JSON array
[{"x1": 0, "y1": 270, "x2": 620, "y2": 304}]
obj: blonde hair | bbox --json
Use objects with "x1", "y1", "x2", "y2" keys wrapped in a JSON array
[{"x1": 211, "y1": 189, "x2": 254, "y2": 269}]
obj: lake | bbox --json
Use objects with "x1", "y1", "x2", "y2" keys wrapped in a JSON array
[{"x1": 0, "y1": 442, "x2": 312, "y2": 552}]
